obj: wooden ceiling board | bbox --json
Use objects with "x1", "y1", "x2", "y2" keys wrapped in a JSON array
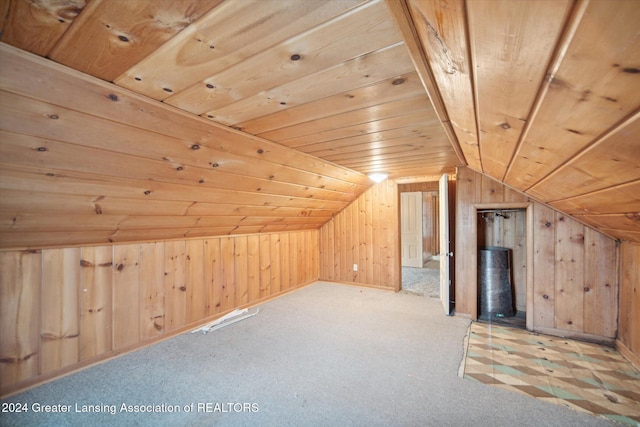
[
  {"x1": 0, "y1": 0, "x2": 87, "y2": 56},
  {"x1": 316, "y1": 138, "x2": 453, "y2": 163},
  {"x1": 467, "y1": 0, "x2": 573, "y2": 179},
  {"x1": 276, "y1": 110, "x2": 441, "y2": 148},
  {"x1": 2, "y1": 213, "x2": 327, "y2": 233},
  {"x1": 504, "y1": 0, "x2": 640, "y2": 192},
  {"x1": 575, "y1": 213, "x2": 640, "y2": 234},
  {"x1": 0, "y1": 44, "x2": 370, "y2": 192},
  {"x1": 550, "y1": 180, "x2": 640, "y2": 215},
  {"x1": 115, "y1": 0, "x2": 365, "y2": 101},
  {"x1": 236, "y1": 71, "x2": 427, "y2": 135},
  {"x1": 407, "y1": 0, "x2": 480, "y2": 170},
  {"x1": 527, "y1": 111, "x2": 640, "y2": 201},
  {"x1": 298, "y1": 125, "x2": 444, "y2": 153},
  {"x1": 0, "y1": 130, "x2": 357, "y2": 204},
  {"x1": 258, "y1": 94, "x2": 433, "y2": 141},
  {"x1": 314, "y1": 138, "x2": 452, "y2": 161},
  {"x1": 48, "y1": 0, "x2": 222, "y2": 81},
  {"x1": 0, "y1": 91, "x2": 360, "y2": 200},
  {"x1": 164, "y1": 0, "x2": 402, "y2": 115},
  {"x1": 0, "y1": 165, "x2": 350, "y2": 212},
  {"x1": 201, "y1": 42, "x2": 416, "y2": 126},
  {"x1": 0, "y1": 189, "x2": 334, "y2": 218}
]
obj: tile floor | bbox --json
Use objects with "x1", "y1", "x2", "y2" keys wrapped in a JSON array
[{"x1": 462, "y1": 322, "x2": 640, "y2": 426}]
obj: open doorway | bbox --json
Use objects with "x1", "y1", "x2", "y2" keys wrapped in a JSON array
[
  {"x1": 399, "y1": 182, "x2": 440, "y2": 298},
  {"x1": 476, "y1": 208, "x2": 527, "y2": 329}
]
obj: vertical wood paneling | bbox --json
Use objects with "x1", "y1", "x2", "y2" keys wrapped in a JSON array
[
  {"x1": 456, "y1": 167, "x2": 618, "y2": 341},
  {"x1": 289, "y1": 232, "x2": 298, "y2": 291},
  {"x1": 309, "y1": 230, "x2": 318, "y2": 282},
  {"x1": 0, "y1": 250, "x2": 41, "y2": 387},
  {"x1": 204, "y1": 238, "x2": 222, "y2": 315},
  {"x1": 532, "y1": 204, "x2": 555, "y2": 328},
  {"x1": 247, "y1": 235, "x2": 260, "y2": 303},
  {"x1": 371, "y1": 184, "x2": 383, "y2": 283},
  {"x1": 1, "y1": 230, "x2": 318, "y2": 397},
  {"x1": 234, "y1": 235, "x2": 249, "y2": 305},
  {"x1": 326, "y1": 219, "x2": 335, "y2": 282},
  {"x1": 79, "y1": 246, "x2": 112, "y2": 360},
  {"x1": 186, "y1": 240, "x2": 205, "y2": 323},
  {"x1": 619, "y1": 242, "x2": 640, "y2": 364},
  {"x1": 554, "y1": 216, "x2": 585, "y2": 332},
  {"x1": 280, "y1": 233, "x2": 290, "y2": 293},
  {"x1": 41, "y1": 248, "x2": 79, "y2": 374},
  {"x1": 269, "y1": 233, "x2": 281, "y2": 295},
  {"x1": 259, "y1": 234, "x2": 271, "y2": 298},
  {"x1": 357, "y1": 197, "x2": 371, "y2": 283},
  {"x1": 139, "y1": 242, "x2": 164, "y2": 338},
  {"x1": 319, "y1": 180, "x2": 399, "y2": 290},
  {"x1": 297, "y1": 231, "x2": 306, "y2": 285},
  {"x1": 220, "y1": 237, "x2": 235, "y2": 311},
  {"x1": 113, "y1": 244, "x2": 140, "y2": 350},
  {"x1": 583, "y1": 228, "x2": 617, "y2": 338},
  {"x1": 164, "y1": 240, "x2": 186, "y2": 331},
  {"x1": 339, "y1": 209, "x2": 348, "y2": 281},
  {"x1": 350, "y1": 201, "x2": 359, "y2": 282}
]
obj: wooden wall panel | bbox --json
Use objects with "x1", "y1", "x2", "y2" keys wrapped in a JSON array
[
  {"x1": 113, "y1": 244, "x2": 140, "y2": 350},
  {"x1": 583, "y1": 228, "x2": 617, "y2": 338},
  {"x1": 319, "y1": 179, "x2": 399, "y2": 290},
  {"x1": 247, "y1": 235, "x2": 260, "y2": 304},
  {"x1": 0, "y1": 230, "x2": 318, "y2": 397},
  {"x1": 455, "y1": 167, "x2": 619, "y2": 341},
  {"x1": 41, "y1": 248, "x2": 79, "y2": 374},
  {"x1": 619, "y1": 242, "x2": 640, "y2": 367},
  {"x1": 532, "y1": 204, "x2": 555, "y2": 328},
  {"x1": 139, "y1": 242, "x2": 165, "y2": 338},
  {"x1": 0, "y1": 250, "x2": 41, "y2": 386},
  {"x1": 186, "y1": 240, "x2": 206, "y2": 323},
  {"x1": 79, "y1": 246, "x2": 112, "y2": 360},
  {"x1": 269, "y1": 234, "x2": 281, "y2": 295},
  {"x1": 553, "y1": 216, "x2": 585, "y2": 332},
  {"x1": 234, "y1": 236, "x2": 249, "y2": 306},
  {"x1": 164, "y1": 241, "x2": 187, "y2": 332}
]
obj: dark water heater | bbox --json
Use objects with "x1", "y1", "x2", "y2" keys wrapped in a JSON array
[{"x1": 478, "y1": 246, "x2": 515, "y2": 319}]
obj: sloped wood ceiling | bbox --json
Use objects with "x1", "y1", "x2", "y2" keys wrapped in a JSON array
[{"x1": 0, "y1": 0, "x2": 638, "y2": 248}]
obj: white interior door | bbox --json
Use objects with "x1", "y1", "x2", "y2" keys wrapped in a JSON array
[
  {"x1": 401, "y1": 192, "x2": 423, "y2": 268},
  {"x1": 439, "y1": 175, "x2": 452, "y2": 315}
]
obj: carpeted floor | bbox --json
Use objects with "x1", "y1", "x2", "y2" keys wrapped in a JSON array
[
  {"x1": 0, "y1": 282, "x2": 618, "y2": 427},
  {"x1": 401, "y1": 266, "x2": 440, "y2": 298}
]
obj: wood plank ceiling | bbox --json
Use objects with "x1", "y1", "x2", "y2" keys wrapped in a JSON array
[{"x1": 0, "y1": 0, "x2": 638, "y2": 248}]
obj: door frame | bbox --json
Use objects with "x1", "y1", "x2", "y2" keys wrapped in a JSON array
[{"x1": 470, "y1": 202, "x2": 534, "y2": 329}]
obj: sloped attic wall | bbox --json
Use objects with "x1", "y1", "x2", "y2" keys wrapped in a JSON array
[{"x1": 0, "y1": 43, "x2": 370, "y2": 249}]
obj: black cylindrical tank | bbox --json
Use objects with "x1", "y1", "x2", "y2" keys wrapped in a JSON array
[{"x1": 478, "y1": 246, "x2": 515, "y2": 319}]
